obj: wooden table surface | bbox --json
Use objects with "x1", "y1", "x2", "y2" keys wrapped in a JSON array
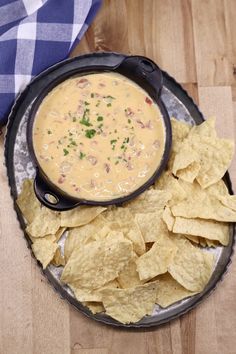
[{"x1": 1, "y1": 1, "x2": 236, "y2": 353}]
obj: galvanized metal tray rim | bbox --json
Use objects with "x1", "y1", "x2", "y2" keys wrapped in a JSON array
[{"x1": 4, "y1": 52, "x2": 235, "y2": 328}]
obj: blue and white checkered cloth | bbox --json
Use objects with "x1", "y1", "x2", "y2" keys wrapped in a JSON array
[{"x1": 0, "y1": 0, "x2": 102, "y2": 126}]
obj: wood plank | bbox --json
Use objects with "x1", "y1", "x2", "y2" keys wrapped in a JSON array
[
  {"x1": 195, "y1": 87, "x2": 236, "y2": 354},
  {"x1": 192, "y1": 0, "x2": 236, "y2": 86},
  {"x1": 31, "y1": 266, "x2": 70, "y2": 354},
  {"x1": 0, "y1": 135, "x2": 33, "y2": 354},
  {"x1": 0, "y1": 134, "x2": 70, "y2": 354},
  {"x1": 73, "y1": 0, "x2": 196, "y2": 83}
]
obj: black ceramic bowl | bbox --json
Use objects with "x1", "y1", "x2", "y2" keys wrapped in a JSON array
[{"x1": 27, "y1": 53, "x2": 172, "y2": 210}]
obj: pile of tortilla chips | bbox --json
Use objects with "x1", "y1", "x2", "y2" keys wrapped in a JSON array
[{"x1": 16, "y1": 117, "x2": 236, "y2": 324}]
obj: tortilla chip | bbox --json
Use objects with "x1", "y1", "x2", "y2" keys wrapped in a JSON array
[
  {"x1": 69, "y1": 279, "x2": 120, "y2": 302},
  {"x1": 217, "y1": 195, "x2": 236, "y2": 211},
  {"x1": 171, "y1": 180, "x2": 236, "y2": 222},
  {"x1": 184, "y1": 235, "x2": 200, "y2": 244},
  {"x1": 155, "y1": 170, "x2": 187, "y2": 206},
  {"x1": 124, "y1": 189, "x2": 172, "y2": 214},
  {"x1": 51, "y1": 246, "x2": 65, "y2": 267},
  {"x1": 172, "y1": 217, "x2": 229, "y2": 246},
  {"x1": 172, "y1": 146, "x2": 200, "y2": 183},
  {"x1": 135, "y1": 211, "x2": 169, "y2": 242},
  {"x1": 29, "y1": 233, "x2": 57, "y2": 243},
  {"x1": 60, "y1": 206, "x2": 106, "y2": 227},
  {"x1": 117, "y1": 255, "x2": 142, "y2": 288},
  {"x1": 168, "y1": 118, "x2": 191, "y2": 170},
  {"x1": 162, "y1": 206, "x2": 175, "y2": 231},
  {"x1": 136, "y1": 234, "x2": 177, "y2": 281},
  {"x1": 16, "y1": 179, "x2": 41, "y2": 223},
  {"x1": 64, "y1": 225, "x2": 98, "y2": 262},
  {"x1": 171, "y1": 117, "x2": 191, "y2": 142},
  {"x1": 55, "y1": 227, "x2": 66, "y2": 242},
  {"x1": 61, "y1": 236, "x2": 133, "y2": 288},
  {"x1": 156, "y1": 273, "x2": 197, "y2": 308},
  {"x1": 100, "y1": 282, "x2": 158, "y2": 324},
  {"x1": 83, "y1": 302, "x2": 105, "y2": 314},
  {"x1": 102, "y1": 208, "x2": 145, "y2": 255},
  {"x1": 32, "y1": 239, "x2": 58, "y2": 269},
  {"x1": 26, "y1": 207, "x2": 60, "y2": 237},
  {"x1": 206, "y1": 239, "x2": 220, "y2": 248},
  {"x1": 171, "y1": 118, "x2": 234, "y2": 188},
  {"x1": 168, "y1": 237, "x2": 215, "y2": 292}
]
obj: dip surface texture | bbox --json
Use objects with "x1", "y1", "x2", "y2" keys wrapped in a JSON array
[{"x1": 33, "y1": 73, "x2": 165, "y2": 201}]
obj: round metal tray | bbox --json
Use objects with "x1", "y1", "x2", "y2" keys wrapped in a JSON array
[{"x1": 4, "y1": 52, "x2": 235, "y2": 328}]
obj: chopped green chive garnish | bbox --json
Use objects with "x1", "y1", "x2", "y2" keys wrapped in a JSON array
[
  {"x1": 114, "y1": 129, "x2": 117, "y2": 133},
  {"x1": 128, "y1": 119, "x2": 131, "y2": 124},
  {"x1": 97, "y1": 116, "x2": 103, "y2": 122},
  {"x1": 106, "y1": 95, "x2": 115, "y2": 99},
  {"x1": 73, "y1": 117, "x2": 77, "y2": 122},
  {"x1": 84, "y1": 101, "x2": 90, "y2": 106},
  {"x1": 96, "y1": 100, "x2": 101, "y2": 107},
  {"x1": 98, "y1": 123, "x2": 103, "y2": 129},
  {"x1": 79, "y1": 152, "x2": 86, "y2": 159},
  {"x1": 47, "y1": 130, "x2": 52, "y2": 134},
  {"x1": 69, "y1": 132, "x2": 73, "y2": 136},
  {"x1": 91, "y1": 93, "x2": 94, "y2": 98},
  {"x1": 80, "y1": 117, "x2": 92, "y2": 126},
  {"x1": 85, "y1": 129, "x2": 96, "y2": 139},
  {"x1": 107, "y1": 103, "x2": 112, "y2": 107},
  {"x1": 63, "y1": 149, "x2": 69, "y2": 156},
  {"x1": 115, "y1": 161, "x2": 119, "y2": 165},
  {"x1": 80, "y1": 108, "x2": 92, "y2": 127},
  {"x1": 110, "y1": 139, "x2": 117, "y2": 145}
]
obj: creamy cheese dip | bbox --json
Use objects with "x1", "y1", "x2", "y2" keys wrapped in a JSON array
[{"x1": 33, "y1": 72, "x2": 165, "y2": 201}]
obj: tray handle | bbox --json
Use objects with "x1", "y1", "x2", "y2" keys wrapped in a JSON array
[
  {"x1": 116, "y1": 55, "x2": 163, "y2": 98},
  {"x1": 34, "y1": 172, "x2": 81, "y2": 211}
]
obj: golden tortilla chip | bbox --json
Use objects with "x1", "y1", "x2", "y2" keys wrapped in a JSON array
[
  {"x1": 26, "y1": 207, "x2": 60, "y2": 237},
  {"x1": 156, "y1": 273, "x2": 197, "y2": 308},
  {"x1": 199, "y1": 238, "x2": 208, "y2": 247},
  {"x1": 162, "y1": 206, "x2": 175, "y2": 231},
  {"x1": 168, "y1": 237, "x2": 215, "y2": 292},
  {"x1": 188, "y1": 117, "x2": 216, "y2": 138},
  {"x1": 155, "y1": 170, "x2": 187, "y2": 206},
  {"x1": 184, "y1": 235, "x2": 200, "y2": 244},
  {"x1": 124, "y1": 189, "x2": 172, "y2": 214},
  {"x1": 168, "y1": 118, "x2": 191, "y2": 170},
  {"x1": 32, "y1": 239, "x2": 58, "y2": 269},
  {"x1": 136, "y1": 234, "x2": 177, "y2": 281},
  {"x1": 117, "y1": 254, "x2": 142, "y2": 288},
  {"x1": 16, "y1": 179, "x2": 41, "y2": 223},
  {"x1": 100, "y1": 282, "x2": 158, "y2": 324},
  {"x1": 60, "y1": 206, "x2": 106, "y2": 227},
  {"x1": 171, "y1": 180, "x2": 236, "y2": 222},
  {"x1": 172, "y1": 217, "x2": 229, "y2": 246},
  {"x1": 171, "y1": 118, "x2": 234, "y2": 188},
  {"x1": 61, "y1": 236, "x2": 133, "y2": 288},
  {"x1": 102, "y1": 208, "x2": 145, "y2": 255},
  {"x1": 206, "y1": 239, "x2": 220, "y2": 248},
  {"x1": 69, "y1": 279, "x2": 120, "y2": 302},
  {"x1": 54, "y1": 227, "x2": 66, "y2": 242},
  {"x1": 217, "y1": 195, "x2": 236, "y2": 211},
  {"x1": 135, "y1": 211, "x2": 169, "y2": 243},
  {"x1": 51, "y1": 246, "x2": 65, "y2": 267},
  {"x1": 172, "y1": 146, "x2": 200, "y2": 183},
  {"x1": 29, "y1": 233, "x2": 57, "y2": 243},
  {"x1": 83, "y1": 302, "x2": 105, "y2": 314},
  {"x1": 171, "y1": 117, "x2": 191, "y2": 142}
]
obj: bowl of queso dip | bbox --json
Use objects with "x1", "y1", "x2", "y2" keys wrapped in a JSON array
[{"x1": 28, "y1": 56, "x2": 171, "y2": 210}]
